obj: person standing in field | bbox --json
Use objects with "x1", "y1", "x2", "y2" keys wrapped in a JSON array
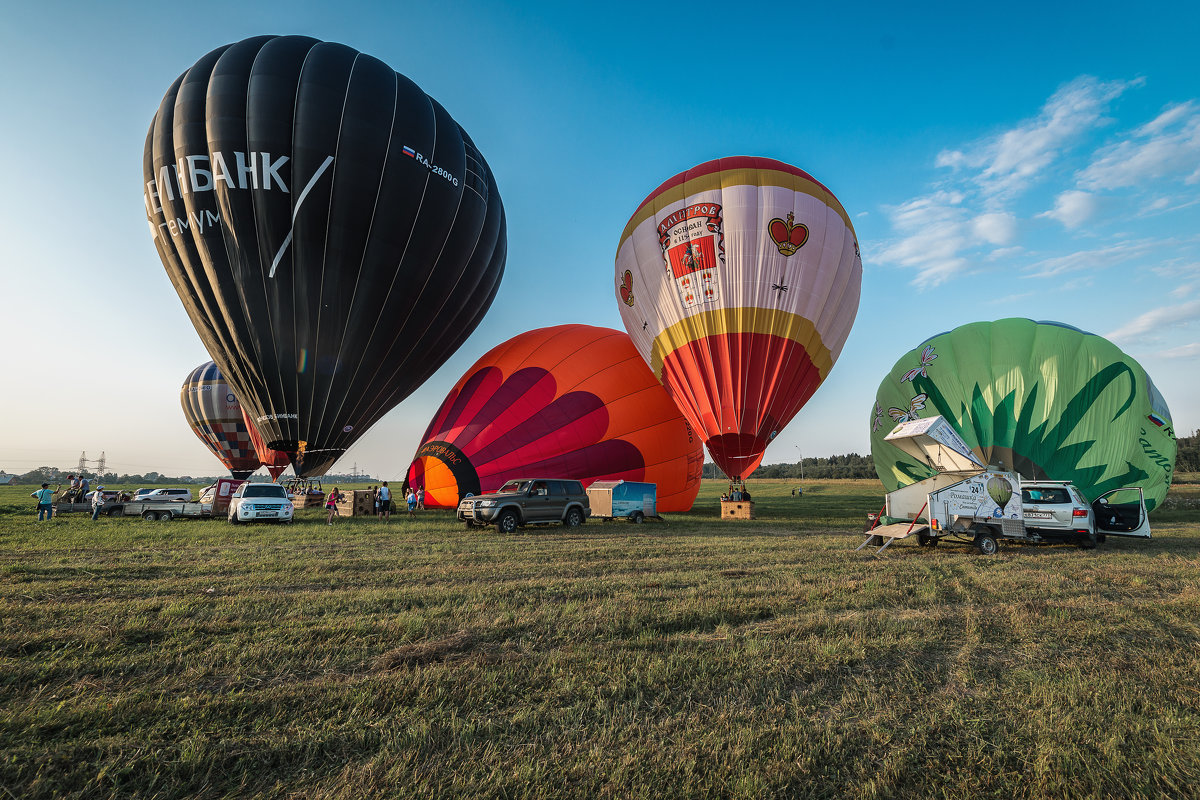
[
  {"x1": 326, "y1": 487, "x2": 342, "y2": 525},
  {"x1": 416, "y1": 487, "x2": 424, "y2": 510},
  {"x1": 377, "y1": 482, "x2": 391, "y2": 521},
  {"x1": 90, "y1": 486, "x2": 106, "y2": 521},
  {"x1": 369, "y1": 485, "x2": 378, "y2": 515},
  {"x1": 32, "y1": 483, "x2": 55, "y2": 520},
  {"x1": 406, "y1": 487, "x2": 417, "y2": 517},
  {"x1": 79, "y1": 475, "x2": 90, "y2": 500}
]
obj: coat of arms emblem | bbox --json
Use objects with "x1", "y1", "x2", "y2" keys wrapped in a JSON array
[{"x1": 657, "y1": 203, "x2": 724, "y2": 309}]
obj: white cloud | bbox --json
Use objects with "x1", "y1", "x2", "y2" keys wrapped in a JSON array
[
  {"x1": 972, "y1": 212, "x2": 1018, "y2": 244},
  {"x1": 1079, "y1": 101, "x2": 1200, "y2": 190},
  {"x1": 1158, "y1": 342, "x2": 1200, "y2": 359},
  {"x1": 1103, "y1": 299, "x2": 1200, "y2": 344},
  {"x1": 876, "y1": 195, "x2": 1021, "y2": 287},
  {"x1": 1040, "y1": 189, "x2": 1101, "y2": 229},
  {"x1": 1171, "y1": 282, "x2": 1196, "y2": 298},
  {"x1": 936, "y1": 76, "x2": 1139, "y2": 201}
]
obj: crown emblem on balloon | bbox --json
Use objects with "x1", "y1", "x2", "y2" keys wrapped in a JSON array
[{"x1": 768, "y1": 213, "x2": 809, "y2": 256}]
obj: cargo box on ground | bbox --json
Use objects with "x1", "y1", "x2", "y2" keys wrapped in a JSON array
[
  {"x1": 336, "y1": 489, "x2": 378, "y2": 517},
  {"x1": 586, "y1": 480, "x2": 659, "y2": 523}
]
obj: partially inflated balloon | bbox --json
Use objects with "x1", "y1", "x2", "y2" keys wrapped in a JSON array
[
  {"x1": 181, "y1": 362, "x2": 262, "y2": 479},
  {"x1": 405, "y1": 325, "x2": 704, "y2": 511},
  {"x1": 615, "y1": 157, "x2": 861, "y2": 478},
  {"x1": 241, "y1": 409, "x2": 290, "y2": 480},
  {"x1": 870, "y1": 319, "x2": 1177, "y2": 510},
  {"x1": 145, "y1": 36, "x2": 506, "y2": 476}
]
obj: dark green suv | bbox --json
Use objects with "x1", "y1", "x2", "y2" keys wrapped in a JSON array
[{"x1": 457, "y1": 478, "x2": 591, "y2": 533}]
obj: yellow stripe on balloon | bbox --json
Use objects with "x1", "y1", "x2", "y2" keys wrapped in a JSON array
[
  {"x1": 619, "y1": 167, "x2": 853, "y2": 246},
  {"x1": 650, "y1": 307, "x2": 834, "y2": 379}
]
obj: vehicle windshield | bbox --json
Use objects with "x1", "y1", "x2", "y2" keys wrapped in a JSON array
[
  {"x1": 498, "y1": 480, "x2": 530, "y2": 493},
  {"x1": 243, "y1": 485, "x2": 288, "y2": 498}
]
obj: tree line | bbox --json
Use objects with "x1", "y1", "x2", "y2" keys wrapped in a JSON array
[
  {"x1": 8, "y1": 466, "x2": 376, "y2": 485},
  {"x1": 9, "y1": 431, "x2": 1197, "y2": 486},
  {"x1": 1176, "y1": 430, "x2": 1200, "y2": 473},
  {"x1": 703, "y1": 453, "x2": 877, "y2": 481}
]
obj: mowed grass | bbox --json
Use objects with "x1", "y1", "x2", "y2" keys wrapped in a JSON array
[{"x1": 2, "y1": 479, "x2": 1199, "y2": 799}]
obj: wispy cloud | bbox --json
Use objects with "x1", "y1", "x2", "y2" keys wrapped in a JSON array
[
  {"x1": 1023, "y1": 239, "x2": 1157, "y2": 278},
  {"x1": 937, "y1": 76, "x2": 1139, "y2": 202},
  {"x1": 1103, "y1": 299, "x2": 1200, "y2": 344},
  {"x1": 1079, "y1": 101, "x2": 1200, "y2": 190},
  {"x1": 1157, "y1": 342, "x2": 1200, "y2": 359},
  {"x1": 874, "y1": 193, "x2": 1020, "y2": 287}
]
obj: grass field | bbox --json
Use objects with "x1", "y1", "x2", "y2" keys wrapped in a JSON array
[{"x1": 2, "y1": 478, "x2": 1199, "y2": 799}]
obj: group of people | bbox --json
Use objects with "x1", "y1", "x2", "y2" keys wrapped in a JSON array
[
  {"x1": 322, "y1": 481, "x2": 426, "y2": 524},
  {"x1": 31, "y1": 475, "x2": 116, "y2": 521},
  {"x1": 720, "y1": 483, "x2": 753, "y2": 502},
  {"x1": 59, "y1": 474, "x2": 89, "y2": 502}
]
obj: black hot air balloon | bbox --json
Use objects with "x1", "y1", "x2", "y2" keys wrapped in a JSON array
[{"x1": 144, "y1": 36, "x2": 506, "y2": 476}]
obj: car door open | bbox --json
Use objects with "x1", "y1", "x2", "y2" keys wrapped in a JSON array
[{"x1": 1093, "y1": 487, "x2": 1151, "y2": 538}]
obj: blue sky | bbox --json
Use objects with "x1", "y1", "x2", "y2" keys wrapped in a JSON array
[{"x1": 1, "y1": 1, "x2": 1197, "y2": 479}]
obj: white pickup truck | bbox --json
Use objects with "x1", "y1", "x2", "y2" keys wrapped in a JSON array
[{"x1": 862, "y1": 416, "x2": 1151, "y2": 555}]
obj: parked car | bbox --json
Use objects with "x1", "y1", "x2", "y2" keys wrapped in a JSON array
[
  {"x1": 138, "y1": 488, "x2": 192, "y2": 502},
  {"x1": 228, "y1": 483, "x2": 294, "y2": 524},
  {"x1": 457, "y1": 478, "x2": 590, "y2": 533}
]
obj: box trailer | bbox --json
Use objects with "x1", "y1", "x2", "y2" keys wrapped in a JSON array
[
  {"x1": 586, "y1": 480, "x2": 659, "y2": 523},
  {"x1": 860, "y1": 416, "x2": 1151, "y2": 555}
]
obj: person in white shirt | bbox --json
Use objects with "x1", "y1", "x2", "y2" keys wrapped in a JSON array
[{"x1": 91, "y1": 486, "x2": 107, "y2": 521}]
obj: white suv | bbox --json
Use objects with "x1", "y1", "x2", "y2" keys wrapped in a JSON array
[{"x1": 228, "y1": 483, "x2": 294, "y2": 524}]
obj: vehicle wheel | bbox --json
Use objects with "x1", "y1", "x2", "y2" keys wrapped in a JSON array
[
  {"x1": 1097, "y1": 534, "x2": 1107, "y2": 544},
  {"x1": 496, "y1": 510, "x2": 519, "y2": 534},
  {"x1": 157, "y1": 511, "x2": 172, "y2": 521},
  {"x1": 228, "y1": 513, "x2": 239, "y2": 525},
  {"x1": 564, "y1": 508, "x2": 584, "y2": 527},
  {"x1": 917, "y1": 531, "x2": 930, "y2": 547},
  {"x1": 927, "y1": 537, "x2": 939, "y2": 548},
  {"x1": 142, "y1": 510, "x2": 157, "y2": 521},
  {"x1": 107, "y1": 508, "x2": 123, "y2": 517},
  {"x1": 464, "y1": 521, "x2": 475, "y2": 530},
  {"x1": 632, "y1": 511, "x2": 644, "y2": 524},
  {"x1": 1083, "y1": 530, "x2": 1098, "y2": 549},
  {"x1": 975, "y1": 529, "x2": 999, "y2": 556}
]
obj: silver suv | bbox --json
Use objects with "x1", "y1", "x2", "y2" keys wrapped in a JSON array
[
  {"x1": 458, "y1": 478, "x2": 590, "y2": 533},
  {"x1": 1021, "y1": 481, "x2": 1151, "y2": 546}
]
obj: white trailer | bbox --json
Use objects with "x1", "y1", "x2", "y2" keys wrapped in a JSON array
[
  {"x1": 586, "y1": 480, "x2": 659, "y2": 523},
  {"x1": 861, "y1": 416, "x2": 1151, "y2": 555}
]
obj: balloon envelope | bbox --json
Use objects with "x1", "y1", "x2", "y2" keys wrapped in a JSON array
[
  {"x1": 241, "y1": 409, "x2": 290, "y2": 480},
  {"x1": 870, "y1": 319, "x2": 1177, "y2": 510},
  {"x1": 181, "y1": 361, "x2": 262, "y2": 479},
  {"x1": 405, "y1": 325, "x2": 705, "y2": 511},
  {"x1": 615, "y1": 157, "x2": 861, "y2": 478},
  {"x1": 145, "y1": 35, "x2": 506, "y2": 476}
]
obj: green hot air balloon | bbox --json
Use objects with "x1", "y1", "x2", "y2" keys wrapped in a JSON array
[
  {"x1": 870, "y1": 319, "x2": 1177, "y2": 510},
  {"x1": 986, "y1": 475, "x2": 1013, "y2": 511}
]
